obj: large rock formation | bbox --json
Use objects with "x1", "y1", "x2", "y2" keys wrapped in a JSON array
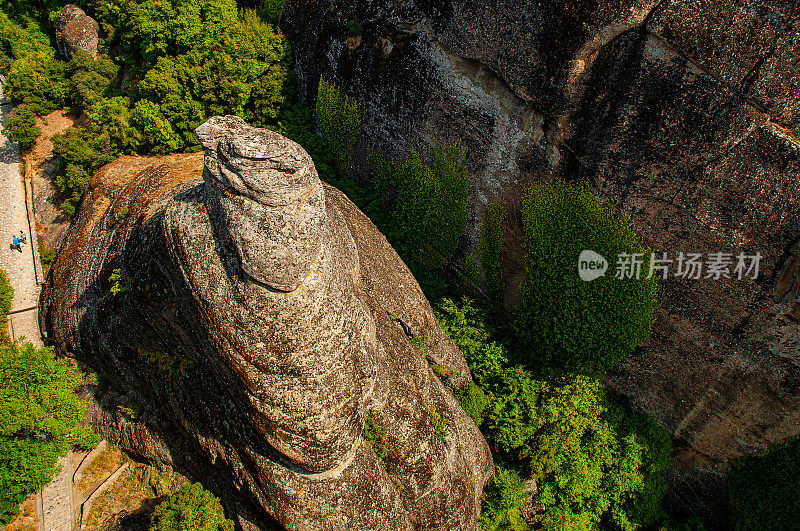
[
  {"x1": 40, "y1": 116, "x2": 493, "y2": 530},
  {"x1": 56, "y1": 4, "x2": 99, "y2": 60},
  {"x1": 281, "y1": 0, "x2": 800, "y2": 525}
]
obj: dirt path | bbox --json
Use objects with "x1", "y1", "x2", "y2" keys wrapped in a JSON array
[{"x1": 1, "y1": 83, "x2": 75, "y2": 531}]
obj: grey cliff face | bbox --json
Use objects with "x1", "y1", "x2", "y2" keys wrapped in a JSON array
[
  {"x1": 281, "y1": 0, "x2": 800, "y2": 525},
  {"x1": 40, "y1": 117, "x2": 492, "y2": 530}
]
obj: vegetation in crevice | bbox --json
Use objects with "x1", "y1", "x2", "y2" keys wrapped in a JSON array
[
  {"x1": 514, "y1": 180, "x2": 657, "y2": 376},
  {"x1": 477, "y1": 198, "x2": 506, "y2": 308},
  {"x1": 363, "y1": 410, "x2": 390, "y2": 465}
]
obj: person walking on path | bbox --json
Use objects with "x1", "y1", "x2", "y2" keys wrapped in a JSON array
[{"x1": 11, "y1": 234, "x2": 22, "y2": 252}]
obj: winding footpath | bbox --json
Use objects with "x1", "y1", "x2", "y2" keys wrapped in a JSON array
[{"x1": 0, "y1": 82, "x2": 75, "y2": 531}]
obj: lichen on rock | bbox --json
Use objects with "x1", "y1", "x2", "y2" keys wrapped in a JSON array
[{"x1": 56, "y1": 4, "x2": 99, "y2": 60}]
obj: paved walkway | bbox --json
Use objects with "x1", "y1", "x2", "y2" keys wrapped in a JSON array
[
  {"x1": 0, "y1": 83, "x2": 41, "y2": 345},
  {"x1": 1, "y1": 84, "x2": 74, "y2": 530}
]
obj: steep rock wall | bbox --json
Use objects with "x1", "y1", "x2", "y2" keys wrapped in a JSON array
[{"x1": 281, "y1": 0, "x2": 800, "y2": 525}]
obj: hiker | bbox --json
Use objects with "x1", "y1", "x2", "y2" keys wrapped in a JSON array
[
  {"x1": 11, "y1": 235, "x2": 21, "y2": 252},
  {"x1": 18, "y1": 230, "x2": 26, "y2": 244}
]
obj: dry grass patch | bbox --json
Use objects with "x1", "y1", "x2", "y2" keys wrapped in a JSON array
[
  {"x1": 5, "y1": 494, "x2": 37, "y2": 531},
  {"x1": 77, "y1": 444, "x2": 127, "y2": 495}
]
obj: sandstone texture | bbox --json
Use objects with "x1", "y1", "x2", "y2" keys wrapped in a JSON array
[
  {"x1": 40, "y1": 117, "x2": 492, "y2": 530},
  {"x1": 282, "y1": 0, "x2": 800, "y2": 525},
  {"x1": 56, "y1": 4, "x2": 99, "y2": 60}
]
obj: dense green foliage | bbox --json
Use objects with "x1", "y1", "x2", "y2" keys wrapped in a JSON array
[
  {"x1": 438, "y1": 298, "x2": 671, "y2": 531},
  {"x1": 728, "y1": 435, "x2": 800, "y2": 530},
  {"x1": 478, "y1": 199, "x2": 506, "y2": 307},
  {"x1": 316, "y1": 78, "x2": 361, "y2": 175},
  {"x1": 2, "y1": 105, "x2": 40, "y2": 150},
  {"x1": 0, "y1": 234, "x2": 97, "y2": 524},
  {"x1": 150, "y1": 482, "x2": 233, "y2": 531},
  {"x1": 0, "y1": 342, "x2": 100, "y2": 524},
  {"x1": 370, "y1": 140, "x2": 468, "y2": 274},
  {"x1": 0, "y1": 270, "x2": 12, "y2": 338},
  {"x1": 515, "y1": 180, "x2": 657, "y2": 375},
  {"x1": 2, "y1": 0, "x2": 298, "y2": 214}
]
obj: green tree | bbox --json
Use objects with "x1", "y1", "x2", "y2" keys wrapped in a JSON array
[
  {"x1": 150, "y1": 482, "x2": 233, "y2": 531},
  {"x1": 67, "y1": 51, "x2": 119, "y2": 112},
  {"x1": 728, "y1": 435, "x2": 800, "y2": 530},
  {"x1": 125, "y1": 0, "x2": 238, "y2": 64},
  {"x1": 130, "y1": 99, "x2": 180, "y2": 154},
  {"x1": 316, "y1": 78, "x2": 361, "y2": 175},
  {"x1": 5, "y1": 50, "x2": 69, "y2": 114},
  {"x1": 0, "y1": 10, "x2": 51, "y2": 73},
  {"x1": 478, "y1": 200, "x2": 506, "y2": 308},
  {"x1": 0, "y1": 342, "x2": 100, "y2": 524},
  {"x1": 260, "y1": 0, "x2": 284, "y2": 24},
  {"x1": 479, "y1": 467, "x2": 531, "y2": 531},
  {"x1": 3, "y1": 105, "x2": 40, "y2": 151},
  {"x1": 515, "y1": 180, "x2": 657, "y2": 375},
  {"x1": 437, "y1": 298, "x2": 671, "y2": 530},
  {"x1": 370, "y1": 140, "x2": 468, "y2": 277}
]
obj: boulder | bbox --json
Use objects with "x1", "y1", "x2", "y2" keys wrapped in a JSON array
[
  {"x1": 56, "y1": 4, "x2": 99, "y2": 60},
  {"x1": 40, "y1": 116, "x2": 493, "y2": 530}
]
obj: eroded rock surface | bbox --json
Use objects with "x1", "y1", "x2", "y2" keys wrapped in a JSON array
[
  {"x1": 56, "y1": 4, "x2": 99, "y2": 60},
  {"x1": 40, "y1": 117, "x2": 492, "y2": 530},
  {"x1": 282, "y1": 0, "x2": 800, "y2": 525}
]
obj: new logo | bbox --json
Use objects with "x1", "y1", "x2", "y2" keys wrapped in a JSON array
[{"x1": 578, "y1": 250, "x2": 608, "y2": 282}]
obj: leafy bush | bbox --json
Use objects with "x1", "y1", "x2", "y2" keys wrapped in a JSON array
[
  {"x1": 728, "y1": 435, "x2": 800, "y2": 530},
  {"x1": 0, "y1": 269, "x2": 12, "y2": 338},
  {"x1": 0, "y1": 342, "x2": 100, "y2": 524},
  {"x1": 3, "y1": 105, "x2": 40, "y2": 151},
  {"x1": 370, "y1": 140, "x2": 468, "y2": 275},
  {"x1": 316, "y1": 78, "x2": 361, "y2": 175},
  {"x1": 150, "y1": 482, "x2": 233, "y2": 531},
  {"x1": 514, "y1": 180, "x2": 657, "y2": 375},
  {"x1": 437, "y1": 298, "x2": 671, "y2": 530},
  {"x1": 479, "y1": 467, "x2": 530, "y2": 531},
  {"x1": 5, "y1": 51, "x2": 69, "y2": 115},
  {"x1": 478, "y1": 199, "x2": 506, "y2": 307}
]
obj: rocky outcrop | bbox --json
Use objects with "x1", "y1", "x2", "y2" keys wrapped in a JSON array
[
  {"x1": 282, "y1": 0, "x2": 800, "y2": 525},
  {"x1": 40, "y1": 116, "x2": 492, "y2": 530},
  {"x1": 56, "y1": 4, "x2": 99, "y2": 60}
]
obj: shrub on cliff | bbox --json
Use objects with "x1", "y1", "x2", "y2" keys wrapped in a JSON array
[
  {"x1": 370, "y1": 141, "x2": 468, "y2": 275},
  {"x1": 514, "y1": 180, "x2": 657, "y2": 375},
  {"x1": 437, "y1": 298, "x2": 671, "y2": 531},
  {"x1": 0, "y1": 342, "x2": 100, "y2": 524},
  {"x1": 728, "y1": 435, "x2": 800, "y2": 530},
  {"x1": 150, "y1": 482, "x2": 233, "y2": 531},
  {"x1": 316, "y1": 78, "x2": 361, "y2": 175}
]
